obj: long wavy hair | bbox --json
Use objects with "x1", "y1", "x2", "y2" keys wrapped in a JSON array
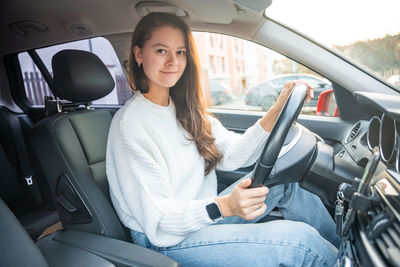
[{"x1": 128, "y1": 12, "x2": 222, "y2": 174}]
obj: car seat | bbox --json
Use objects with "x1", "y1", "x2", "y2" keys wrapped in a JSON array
[
  {"x1": 0, "y1": 107, "x2": 59, "y2": 240},
  {"x1": 0, "y1": 197, "x2": 48, "y2": 267},
  {"x1": 30, "y1": 49, "x2": 128, "y2": 241},
  {"x1": 1, "y1": 195, "x2": 179, "y2": 267}
]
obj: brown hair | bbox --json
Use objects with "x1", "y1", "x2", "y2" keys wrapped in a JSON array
[{"x1": 128, "y1": 12, "x2": 222, "y2": 174}]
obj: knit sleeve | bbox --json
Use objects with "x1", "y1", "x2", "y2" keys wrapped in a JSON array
[
  {"x1": 210, "y1": 116, "x2": 270, "y2": 171},
  {"x1": 115, "y1": 119, "x2": 214, "y2": 247}
]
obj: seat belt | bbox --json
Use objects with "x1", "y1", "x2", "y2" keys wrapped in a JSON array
[{"x1": 9, "y1": 113, "x2": 42, "y2": 207}]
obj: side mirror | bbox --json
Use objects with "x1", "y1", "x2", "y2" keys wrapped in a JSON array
[{"x1": 316, "y1": 89, "x2": 339, "y2": 117}]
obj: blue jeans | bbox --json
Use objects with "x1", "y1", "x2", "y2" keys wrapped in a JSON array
[{"x1": 131, "y1": 182, "x2": 340, "y2": 266}]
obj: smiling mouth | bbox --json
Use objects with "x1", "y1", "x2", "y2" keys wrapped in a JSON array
[{"x1": 161, "y1": 71, "x2": 178, "y2": 75}]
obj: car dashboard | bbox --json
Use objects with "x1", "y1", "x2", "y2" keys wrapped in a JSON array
[{"x1": 335, "y1": 91, "x2": 400, "y2": 266}]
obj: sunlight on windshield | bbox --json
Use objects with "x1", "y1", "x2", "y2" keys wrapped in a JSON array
[{"x1": 265, "y1": 0, "x2": 400, "y2": 89}]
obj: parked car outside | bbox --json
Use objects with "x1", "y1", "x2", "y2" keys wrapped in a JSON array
[
  {"x1": 245, "y1": 74, "x2": 332, "y2": 111},
  {"x1": 209, "y1": 81, "x2": 233, "y2": 105}
]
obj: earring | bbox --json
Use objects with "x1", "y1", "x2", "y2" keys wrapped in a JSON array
[{"x1": 138, "y1": 62, "x2": 141, "y2": 67}]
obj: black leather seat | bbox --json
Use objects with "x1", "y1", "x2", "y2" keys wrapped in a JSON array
[
  {"x1": 1, "y1": 197, "x2": 114, "y2": 267},
  {"x1": 0, "y1": 197, "x2": 49, "y2": 267},
  {"x1": 1, "y1": 196, "x2": 179, "y2": 267},
  {"x1": 30, "y1": 50, "x2": 128, "y2": 241}
]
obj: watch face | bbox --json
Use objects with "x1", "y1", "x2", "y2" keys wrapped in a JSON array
[{"x1": 206, "y1": 202, "x2": 222, "y2": 220}]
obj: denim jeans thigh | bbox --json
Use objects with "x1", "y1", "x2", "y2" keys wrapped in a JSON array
[
  {"x1": 219, "y1": 179, "x2": 341, "y2": 249},
  {"x1": 155, "y1": 220, "x2": 338, "y2": 267}
]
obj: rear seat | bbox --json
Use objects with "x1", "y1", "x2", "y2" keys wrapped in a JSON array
[{"x1": 0, "y1": 106, "x2": 59, "y2": 240}]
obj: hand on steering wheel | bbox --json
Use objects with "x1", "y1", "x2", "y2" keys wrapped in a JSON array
[
  {"x1": 276, "y1": 80, "x2": 314, "y2": 109},
  {"x1": 216, "y1": 179, "x2": 269, "y2": 220},
  {"x1": 250, "y1": 82, "x2": 311, "y2": 188}
]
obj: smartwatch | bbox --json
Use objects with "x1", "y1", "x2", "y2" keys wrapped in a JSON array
[{"x1": 206, "y1": 201, "x2": 222, "y2": 221}]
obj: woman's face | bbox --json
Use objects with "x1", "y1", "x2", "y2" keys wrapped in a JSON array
[{"x1": 134, "y1": 26, "x2": 187, "y2": 92}]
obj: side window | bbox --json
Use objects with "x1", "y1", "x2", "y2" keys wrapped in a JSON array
[
  {"x1": 18, "y1": 37, "x2": 132, "y2": 106},
  {"x1": 192, "y1": 32, "x2": 335, "y2": 116}
]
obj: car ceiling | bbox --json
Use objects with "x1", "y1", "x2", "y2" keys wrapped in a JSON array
[
  {"x1": 0, "y1": 0, "x2": 269, "y2": 56},
  {"x1": 1, "y1": 0, "x2": 396, "y2": 99}
]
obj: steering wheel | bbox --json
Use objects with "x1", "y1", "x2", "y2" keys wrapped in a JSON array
[{"x1": 250, "y1": 84, "x2": 308, "y2": 188}]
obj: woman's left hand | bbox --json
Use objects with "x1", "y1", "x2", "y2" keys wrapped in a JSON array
[
  {"x1": 259, "y1": 80, "x2": 314, "y2": 132},
  {"x1": 275, "y1": 80, "x2": 314, "y2": 108}
]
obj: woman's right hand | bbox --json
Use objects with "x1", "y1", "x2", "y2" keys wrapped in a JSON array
[{"x1": 216, "y1": 179, "x2": 269, "y2": 220}]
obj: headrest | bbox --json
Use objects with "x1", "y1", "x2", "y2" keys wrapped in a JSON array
[{"x1": 52, "y1": 50, "x2": 115, "y2": 102}]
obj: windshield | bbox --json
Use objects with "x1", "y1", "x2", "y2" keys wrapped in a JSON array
[{"x1": 265, "y1": 0, "x2": 400, "y2": 90}]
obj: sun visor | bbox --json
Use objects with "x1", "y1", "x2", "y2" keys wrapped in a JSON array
[
  {"x1": 232, "y1": 0, "x2": 272, "y2": 13},
  {"x1": 135, "y1": 1, "x2": 237, "y2": 24},
  {"x1": 136, "y1": 2, "x2": 187, "y2": 17}
]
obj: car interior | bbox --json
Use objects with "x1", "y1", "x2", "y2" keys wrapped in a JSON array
[{"x1": 1, "y1": 0, "x2": 400, "y2": 266}]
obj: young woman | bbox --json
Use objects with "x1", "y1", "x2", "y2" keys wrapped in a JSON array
[{"x1": 106, "y1": 12, "x2": 340, "y2": 266}]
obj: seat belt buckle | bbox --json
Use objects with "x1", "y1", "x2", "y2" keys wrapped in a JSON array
[{"x1": 25, "y1": 175, "x2": 33, "y2": 186}]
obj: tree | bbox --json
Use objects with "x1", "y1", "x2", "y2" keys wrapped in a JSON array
[{"x1": 333, "y1": 34, "x2": 400, "y2": 74}]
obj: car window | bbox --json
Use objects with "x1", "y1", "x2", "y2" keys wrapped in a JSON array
[
  {"x1": 18, "y1": 37, "x2": 132, "y2": 106},
  {"x1": 17, "y1": 34, "x2": 336, "y2": 116},
  {"x1": 299, "y1": 76, "x2": 329, "y2": 88},
  {"x1": 193, "y1": 32, "x2": 335, "y2": 116}
]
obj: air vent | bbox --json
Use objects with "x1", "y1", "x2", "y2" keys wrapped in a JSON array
[
  {"x1": 346, "y1": 122, "x2": 361, "y2": 143},
  {"x1": 375, "y1": 224, "x2": 400, "y2": 266},
  {"x1": 369, "y1": 214, "x2": 400, "y2": 266},
  {"x1": 364, "y1": 193, "x2": 400, "y2": 266}
]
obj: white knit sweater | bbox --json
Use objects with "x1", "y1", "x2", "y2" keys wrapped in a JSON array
[{"x1": 106, "y1": 92, "x2": 269, "y2": 247}]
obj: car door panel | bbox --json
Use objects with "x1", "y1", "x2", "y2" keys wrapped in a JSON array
[
  {"x1": 211, "y1": 110, "x2": 261, "y2": 186},
  {"x1": 212, "y1": 110, "x2": 353, "y2": 187}
]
